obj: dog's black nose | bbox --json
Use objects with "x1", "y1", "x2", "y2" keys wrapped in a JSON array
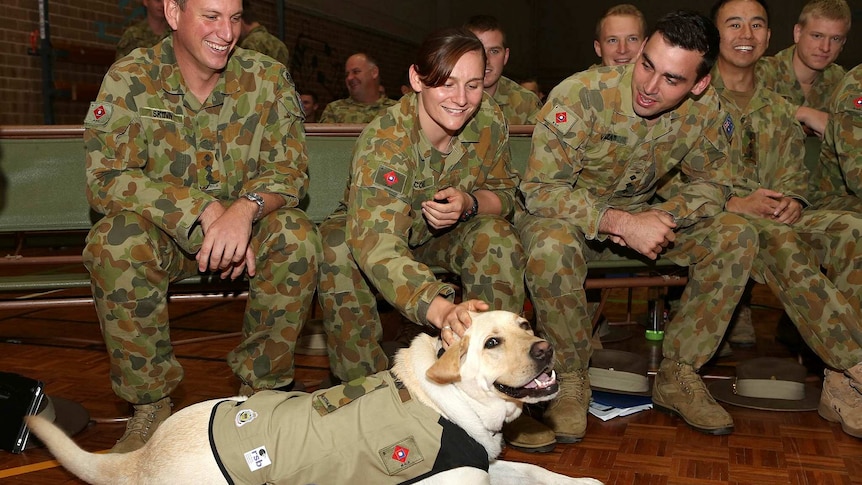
[{"x1": 530, "y1": 341, "x2": 553, "y2": 363}]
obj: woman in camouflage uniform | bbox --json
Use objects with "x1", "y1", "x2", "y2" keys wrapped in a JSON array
[{"x1": 318, "y1": 27, "x2": 526, "y2": 383}]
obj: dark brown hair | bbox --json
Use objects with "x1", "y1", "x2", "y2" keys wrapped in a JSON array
[{"x1": 413, "y1": 28, "x2": 485, "y2": 88}]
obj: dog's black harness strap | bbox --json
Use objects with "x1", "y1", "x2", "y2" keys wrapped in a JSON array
[
  {"x1": 398, "y1": 417, "x2": 489, "y2": 484},
  {"x1": 208, "y1": 400, "x2": 235, "y2": 485}
]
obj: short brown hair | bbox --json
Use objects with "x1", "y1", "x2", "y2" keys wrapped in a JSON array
[
  {"x1": 595, "y1": 4, "x2": 647, "y2": 40},
  {"x1": 798, "y1": 0, "x2": 851, "y2": 29},
  {"x1": 463, "y1": 15, "x2": 507, "y2": 47},
  {"x1": 413, "y1": 28, "x2": 485, "y2": 88}
]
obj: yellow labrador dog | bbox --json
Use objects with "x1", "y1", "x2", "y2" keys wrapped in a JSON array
[{"x1": 28, "y1": 311, "x2": 603, "y2": 484}]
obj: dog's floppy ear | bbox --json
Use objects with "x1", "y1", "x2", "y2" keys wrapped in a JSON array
[{"x1": 426, "y1": 334, "x2": 470, "y2": 384}]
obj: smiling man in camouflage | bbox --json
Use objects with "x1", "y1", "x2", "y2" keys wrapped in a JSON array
[
  {"x1": 514, "y1": 11, "x2": 759, "y2": 447},
  {"x1": 83, "y1": 0, "x2": 320, "y2": 453}
]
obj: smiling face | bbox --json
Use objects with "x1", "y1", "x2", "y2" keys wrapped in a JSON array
[
  {"x1": 716, "y1": 0, "x2": 771, "y2": 69},
  {"x1": 344, "y1": 54, "x2": 379, "y2": 101},
  {"x1": 631, "y1": 33, "x2": 711, "y2": 121},
  {"x1": 595, "y1": 14, "x2": 646, "y2": 66},
  {"x1": 410, "y1": 49, "x2": 485, "y2": 149},
  {"x1": 793, "y1": 16, "x2": 849, "y2": 72},
  {"x1": 166, "y1": 0, "x2": 241, "y2": 83},
  {"x1": 471, "y1": 29, "x2": 509, "y2": 92}
]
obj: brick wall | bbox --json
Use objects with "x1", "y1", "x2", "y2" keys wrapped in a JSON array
[{"x1": 0, "y1": 0, "x2": 417, "y2": 125}]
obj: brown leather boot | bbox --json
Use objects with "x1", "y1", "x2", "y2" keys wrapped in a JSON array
[
  {"x1": 542, "y1": 369, "x2": 591, "y2": 443},
  {"x1": 727, "y1": 304, "x2": 756, "y2": 347},
  {"x1": 819, "y1": 369, "x2": 862, "y2": 438},
  {"x1": 110, "y1": 396, "x2": 172, "y2": 453},
  {"x1": 502, "y1": 413, "x2": 556, "y2": 453},
  {"x1": 652, "y1": 359, "x2": 733, "y2": 435}
]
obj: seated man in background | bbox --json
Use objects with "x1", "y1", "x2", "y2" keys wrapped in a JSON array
[
  {"x1": 465, "y1": 15, "x2": 542, "y2": 124},
  {"x1": 709, "y1": 0, "x2": 862, "y2": 439},
  {"x1": 239, "y1": 0, "x2": 291, "y2": 68},
  {"x1": 318, "y1": 53, "x2": 397, "y2": 123},
  {"x1": 592, "y1": 4, "x2": 647, "y2": 67},
  {"x1": 84, "y1": 0, "x2": 320, "y2": 453},
  {"x1": 515, "y1": 11, "x2": 757, "y2": 448},
  {"x1": 116, "y1": 0, "x2": 170, "y2": 59}
]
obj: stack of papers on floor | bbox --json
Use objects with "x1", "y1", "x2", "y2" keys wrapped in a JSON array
[{"x1": 588, "y1": 390, "x2": 653, "y2": 421}]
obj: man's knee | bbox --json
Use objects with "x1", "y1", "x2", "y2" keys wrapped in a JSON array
[{"x1": 84, "y1": 212, "x2": 160, "y2": 273}]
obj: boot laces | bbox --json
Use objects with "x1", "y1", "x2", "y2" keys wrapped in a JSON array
[
  {"x1": 123, "y1": 401, "x2": 163, "y2": 438},
  {"x1": 558, "y1": 369, "x2": 588, "y2": 401},
  {"x1": 675, "y1": 363, "x2": 708, "y2": 396}
]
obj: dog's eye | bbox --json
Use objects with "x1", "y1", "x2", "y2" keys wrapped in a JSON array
[{"x1": 484, "y1": 337, "x2": 500, "y2": 349}]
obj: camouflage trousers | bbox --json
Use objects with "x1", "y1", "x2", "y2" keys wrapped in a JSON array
[
  {"x1": 318, "y1": 214, "x2": 526, "y2": 382},
  {"x1": 746, "y1": 211, "x2": 862, "y2": 370},
  {"x1": 82, "y1": 209, "x2": 321, "y2": 404},
  {"x1": 518, "y1": 212, "x2": 758, "y2": 372}
]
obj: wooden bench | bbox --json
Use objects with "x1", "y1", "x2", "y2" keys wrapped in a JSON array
[{"x1": 0, "y1": 125, "x2": 686, "y2": 312}]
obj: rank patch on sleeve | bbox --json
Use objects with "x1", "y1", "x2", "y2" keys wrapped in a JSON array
[
  {"x1": 379, "y1": 437, "x2": 424, "y2": 475},
  {"x1": 84, "y1": 102, "x2": 112, "y2": 126},
  {"x1": 374, "y1": 166, "x2": 408, "y2": 195},
  {"x1": 546, "y1": 104, "x2": 575, "y2": 132}
]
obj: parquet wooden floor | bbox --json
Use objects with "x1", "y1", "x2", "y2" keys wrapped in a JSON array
[{"x1": 1, "y1": 279, "x2": 860, "y2": 484}]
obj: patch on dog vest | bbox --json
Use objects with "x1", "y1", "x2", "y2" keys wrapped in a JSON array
[
  {"x1": 243, "y1": 445, "x2": 272, "y2": 472},
  {"x1": 379, "y1": 436, "x2": 424, "y2": 475},
  {"x1": 235, "y1": 408, "x2": 258, "y2": 427},
  {"x1": 312, "y1": 374, "x2": 389, "y2": 416}
]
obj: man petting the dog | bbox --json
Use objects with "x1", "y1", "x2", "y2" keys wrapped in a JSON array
[
  {"x1": 513, "y1": 11, "x2": 760, "y2": 450},
  {"x1": 82, "y1": 0, "x2": 320, "y2": 453}
]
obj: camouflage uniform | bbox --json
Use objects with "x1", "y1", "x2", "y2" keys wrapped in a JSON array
[
  {"x1": 318, "y1": 93, "x2": 525, "y2": 382},
  {"x1": 813, "y1": 65, "x2": 862, "y2": 212},
  {"x1": 757, "y1": 45, "x2": 850, "y2": 210},
  {"x1": 491, "y1": 76, "x2": 542, "y2": 125},
  {"x1": 519, "y1": 65, "x2": 758, "y2": 372},
  {"x1": 713, "y1": 68, "x2": 862, "y2": 370},
  {"x1": 239, "y1": 25, "x2": 290, "y2": 69},
  {"x1": 115, "y1": 19, "x2": 168, "y2": 60},
  {"x1": 82, "y1": 35, "x2": 321, "y2": 404},
  {"x1": 318, "y1": 95, "x2": 398, "y2": 123}
]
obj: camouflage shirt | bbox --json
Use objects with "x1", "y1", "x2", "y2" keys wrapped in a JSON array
[
  {"x1": 346, "y1": 93, "x2": 518, "y2": 325},
  {"x1": 115, "y1": 19, "x2": 169, "y2": 60},
  {"x1": 84, "y1": 35, "x2": 308, "y2": 252},
  {"x1": 491, "y1": 76, "x2": 542, "y2": 125},
  {"x1": 710, "y1": 68, "x2": 808, "y2": 203},
  {"x1": 318, "y1": 95, "x2": 398, "y2": 123},
  {"x1": 521, "y1": 64, "x2": 731, "y2": 239},
  {"x1": 817, "y1": 64, "x2": 862, "y2": 200},
  {"x1": 756, "y1": 45, "x2": 847, "y2": 110},
  {"x1": 239, "y1": 25, "x2": 290, "y2": 69}
]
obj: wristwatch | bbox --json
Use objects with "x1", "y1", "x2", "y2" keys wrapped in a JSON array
[
  {"x1": 459, "y1": 192, "x2": 479, "y2": 222},
  {"x1": 243, "y1": 192, "x2": 265, "y2": 222}
]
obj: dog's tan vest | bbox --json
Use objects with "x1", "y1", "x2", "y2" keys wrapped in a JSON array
[{"x1": 208, "y1": 371, "x2": 489, "y2": 484}]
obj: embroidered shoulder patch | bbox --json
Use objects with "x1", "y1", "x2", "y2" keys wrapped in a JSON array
[
  {"x1": 854, "y1": 96, "x2": 862, "y2": 109},
  {"x1": 546, "y1": 104, "x2": 576, "y2": 132},
  {"x1": 84, "y1": 102, "x2": 112, "y2": 126},
  {"x1": 374, "y1": 166, "x2": 408, "y2": 195},
  {"x1": 379, "y1": 437, "x2": 424, "y2": 475},
  {"x1": 722, "y1": 114, "x2": 735, "y2": 140}
]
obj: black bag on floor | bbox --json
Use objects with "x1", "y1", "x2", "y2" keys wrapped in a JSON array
[{"x1": 0, "y1": 372, "x2": 45, "y2": 454}]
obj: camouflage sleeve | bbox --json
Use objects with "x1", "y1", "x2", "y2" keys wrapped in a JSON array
[
  {"x1": 478, "y1": 120, "x2": 520, "y2": 220},
  {"x1": 83, "y1": 70, "x2": 214, "y2": 248},
  {"x1": 346, "y1": 136, "x2": 452, "y2": 326},
  {"x1": 524, "y1": 92, "x2": 542, "y2": 125},
  {"x1": 830, "y1": 74, "x2": 862, "y2": 189},
  {"x1": 768, "y1": 108, "x2": 808, "y2": 203},
  {"x1": 519, "y1": 85, "x2": 604, "y2": 239},
  {"x1": 650, "y1": 111, "x2": 732, "y2": 227},
  {"x1": 247, "y1": 65, "x2": 309, "y2": 206}
]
